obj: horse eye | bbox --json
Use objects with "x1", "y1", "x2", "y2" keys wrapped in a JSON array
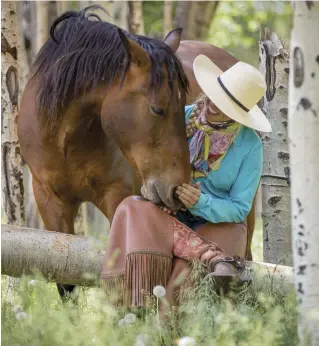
[{"x1": 151, "y1": 105, "x2": 166, "y2": 117}]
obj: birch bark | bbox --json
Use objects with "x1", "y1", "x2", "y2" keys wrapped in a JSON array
[
  {"x1": 128, "y1": 1, "x2": 144, "y2": 35},
  {"x1": 259, "y1": 30, "x2": 292, "y2": 266},
  {"x1": 1, "y1": 1, "x2": 25, "y2": 226},
  {"x1": 289, "y1": 2, "x2": 319, "y2": 344}
]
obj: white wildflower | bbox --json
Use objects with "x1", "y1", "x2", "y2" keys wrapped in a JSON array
[
  {"x1": 177, "y1": 336, "x2": 196, "y2": 346},
  {"x1": 134, "y1": 342, "x2": 145, "y2": 346},
  {"x1": 12, "y1": 305, "x2": 23, "y2": 314},
  {"x1": 124, "y1": 312, "x2": 137, "y2": 324},
  {"x1": 16, "y1": 311, "x2": 28, "y2": 321},
  {"x1": 134, "y1": 333, "x2": 149, "y2": 346},
  {"x1": 28, "y1": 280, "x2": 36, "y2": 286},
  {"x1": 153, "y1": 285, "x2": 166, "y2": 298},
  {"x1": 118, "y1": 319, "x2": 127, "y2": 328}
]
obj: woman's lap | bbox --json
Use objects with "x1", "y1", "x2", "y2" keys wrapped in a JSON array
[{"x1": 175, "y1": 210, "x2": 247, "y2": 258}]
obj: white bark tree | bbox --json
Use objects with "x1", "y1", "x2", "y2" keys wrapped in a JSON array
[
  {"x1": 163, "y1": 1, "x2": 173, "y2": 36},
  {"x1": 113, "y1": 1, "x2": 129, "y2": 30},
  {"x1": 1, "y1": 1, "x2": 25, "y2": 227},
  {"x1": 175, "y1": 1, "x2": 219, "y2": 41},
  {"x1": 56, "y1": 1, "x2": 69, "y2": 15},
  {"x1": 1, "y1": 0, "x2": 26, "y2": 301},
  {"x1": 16, "y1": 2, "x2": 44, "y2": 231},
  {"x1": 128, "y1": 1, "x2": 144, "y2": 35},
  {"x1": 35, "y1": 1, "x2": 49, "y2": 54},
  {"x1": 259, "y1": 29, "x2": 292, "y2": 266},
  {"x1": 289, "y1": 2, "x2": 319, "y2": 345}
]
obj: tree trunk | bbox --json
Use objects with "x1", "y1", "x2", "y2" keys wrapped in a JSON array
[
  {"x1": 192, "y1": 1, "x2": 219, "y2": 41},
  {"x1": 35, "y1": 0, "x2": 49, "y2": 53},
  {"x1": 289, "y1": 2, "x2": 319, "y2": 345},
  {"x1": 175, "y1": 1, "x2": 219, "y2": 41},
  {"x1": 16, "y1": 3, "x2": 44, "y2": 231},
  {"x1": 1, "y1": 1, "x2": 25, "y2": 226},
  {"x1": 128, "y1": 1, "x2": 144, "y2": 35},
  {"x1": 1, "y1": 224, "x2": 293, "y2": 290},
  {"x1": 174, "y1": 1, "x2": 192, "y2": 40},
  {"x1": 113, "y1": 1, "x2": 129, "y2": 30},
  {"x1": 23, "y1": 166, "x2": 44, "y2": 230},
  {"x1": 163, "y1": 1, "x2": 173, "y2": 37},
  {"x1": 1, "y1": 225, "x2": 104, "y2": 285},
  {"x1": 17, "y1": 1, "x2": 37, "y2": 68},
  {"x1": 1, "y1": 0, "x2": 26, "y2": 301},
  {"x1": 259, "y1": 30, "x2": 292, "y2": 266},
  {"x1": 56, "y1": 0, "x2": 69, "y2": 15},
  {"x1": 74, "y1": 203, "x2": 89, "y2": 237}
]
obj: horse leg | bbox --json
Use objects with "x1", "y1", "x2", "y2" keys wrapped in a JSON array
[
  {"x1": 97, "y1": 185, "x2": 134, "y2": 223},
  {"x1": 32, "y1": 176, "x2": 79, "y2": 300}
]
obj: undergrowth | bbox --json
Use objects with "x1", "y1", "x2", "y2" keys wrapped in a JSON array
[{"x1": 1, "y1": 267, "x2": 298, "y2": 346}]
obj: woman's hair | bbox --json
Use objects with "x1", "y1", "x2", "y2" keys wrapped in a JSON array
[{"x1": 194, "y1": 92, "x2": 210, "y2": 110}]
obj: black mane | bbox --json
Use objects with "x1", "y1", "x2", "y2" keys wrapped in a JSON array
[{"x1": 31, "y1": 6, "x2": 189, "y2": 124}]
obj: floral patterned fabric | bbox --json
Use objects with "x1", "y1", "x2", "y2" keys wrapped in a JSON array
[
  {"x1": 188, "y1": 110, "x2": 241, "y2": 178},
  {"x1": 172, "y1": 219, "x2": 224, "y2": 263}
]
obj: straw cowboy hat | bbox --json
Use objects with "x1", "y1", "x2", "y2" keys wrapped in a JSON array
[{"x1": 193, "y1": 55, "x2": 272, "y2": 132}]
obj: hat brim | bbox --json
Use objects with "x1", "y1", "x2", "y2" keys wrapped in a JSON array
[{"x1": 193, "y1": 55, "x2": 272, "y2": 133}]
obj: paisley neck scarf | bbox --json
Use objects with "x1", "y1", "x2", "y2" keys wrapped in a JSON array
[{"x1": 187, "y1": 106, "x2": 241, "y2": 178}]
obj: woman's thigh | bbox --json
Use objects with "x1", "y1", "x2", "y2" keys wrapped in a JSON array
[{"x1": 195, "y1": 222, "x2": 247, "y2": 258}]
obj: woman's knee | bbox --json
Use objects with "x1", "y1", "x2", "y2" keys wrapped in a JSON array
[{"x1": 117, "y1": 195, "x2": 159, "y2": 215}]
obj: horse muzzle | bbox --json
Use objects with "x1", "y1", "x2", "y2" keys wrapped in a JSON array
[{"x1": 141, "y1": 180, "x2": 183, "y2": 211}]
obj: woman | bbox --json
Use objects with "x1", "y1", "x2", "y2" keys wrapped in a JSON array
[{"x1": 101, "y1": 55, "x2": 272, "y2": 307}]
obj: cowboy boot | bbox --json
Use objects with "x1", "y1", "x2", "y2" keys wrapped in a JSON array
[{"x1": 172, "y1": 219, "x2": 249, "y2": 293}]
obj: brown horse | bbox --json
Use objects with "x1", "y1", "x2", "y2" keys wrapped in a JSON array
[
  {"x1": 18, "y1": 8, "x2": 256, "y2": 297},
  {"x1": 18, "y1": 7, "x2": 190, "y2": 297}
]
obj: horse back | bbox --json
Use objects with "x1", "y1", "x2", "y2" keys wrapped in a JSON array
[{"x1": 177, "y1": 40, "x2": 238, "y2": 104}]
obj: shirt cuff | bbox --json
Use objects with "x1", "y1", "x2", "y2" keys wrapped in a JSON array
[{"x1": 190, "y1": 193, "x2": 207, "y2": 210}]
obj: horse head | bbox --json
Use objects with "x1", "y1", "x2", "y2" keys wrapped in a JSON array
[
  {"x1": 100, "y1": 28, "x2": 191, "y2": 210},
  {"x1": 30, "y1": 7, "x2": 191, "y2": 211}
]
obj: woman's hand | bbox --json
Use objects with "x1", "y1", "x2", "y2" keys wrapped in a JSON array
[{"x1": 176, "y1": 182, "x2": 201, "y2": 209}]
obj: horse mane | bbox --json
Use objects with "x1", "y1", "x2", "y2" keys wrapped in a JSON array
[{"x1": 31, "y1": 6, "x2": 189, "y2": 125}]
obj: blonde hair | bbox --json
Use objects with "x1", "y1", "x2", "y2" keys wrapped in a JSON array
[{"x1": 194, "y1": 92, "x2": 209, "y2": 110}]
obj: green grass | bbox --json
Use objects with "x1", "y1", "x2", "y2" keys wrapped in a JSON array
[
  {"x1": 2, "y1": 217, "x2": 297, "y2": 346},
  {"x1": 2, "y1": 268, "x2": 297, "y2": 346},
  {"x1": 1, "y1": 220, "x2": 297, "y2": 346}
]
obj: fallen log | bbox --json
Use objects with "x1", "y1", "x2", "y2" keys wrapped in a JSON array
[
  {"x1": 1, "y1": 224, "x2": 294, "y2": 289},
  {"x1": 1, "y1": 224, "x2": 105, "y2": 285}
]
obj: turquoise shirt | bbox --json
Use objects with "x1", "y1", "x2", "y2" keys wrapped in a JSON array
[{"x1": 185, "y1": 105, "x2": 263, "y2": 223}]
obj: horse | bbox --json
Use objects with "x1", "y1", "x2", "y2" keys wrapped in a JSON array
[
  {"x1": 18, "y1": 7, "x2": 190, "y2": 298},
  {"x1": 18, "y1": 7, "x2": 256, "y2": 298}
]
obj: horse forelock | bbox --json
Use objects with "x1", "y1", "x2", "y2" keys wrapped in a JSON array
[{"x1": 30, "y1": 5, "x2": 189, "y2": 126}]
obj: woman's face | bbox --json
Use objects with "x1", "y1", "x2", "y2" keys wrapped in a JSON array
[{"x1": 203, "y1": 98, "x2": 231, "y2": 123}]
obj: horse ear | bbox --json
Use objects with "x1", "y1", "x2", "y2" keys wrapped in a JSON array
[
  {"x1": 164, "y1": 28, "x2": 182, "y2": 53},
  {"x1": 117, "y1": 29, "x2": 150, "y2": 70}
]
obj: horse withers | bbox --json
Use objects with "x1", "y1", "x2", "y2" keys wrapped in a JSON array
[{"x1": 18, "y1": 7, "x2": 190, "y2": 297}]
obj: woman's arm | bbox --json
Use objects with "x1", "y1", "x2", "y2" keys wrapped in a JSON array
[{"x1": 189, "y1": 142, "x2": 262, "y2": 223}]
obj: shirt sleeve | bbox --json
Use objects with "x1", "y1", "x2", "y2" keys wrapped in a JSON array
[{"x1": 189, "y1": 142, "x2": 263, "y2": 223}]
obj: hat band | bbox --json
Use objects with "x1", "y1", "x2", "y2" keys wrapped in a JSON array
[{"x1": 217, "y1": 77, "x2": 250, "y2": 113}]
